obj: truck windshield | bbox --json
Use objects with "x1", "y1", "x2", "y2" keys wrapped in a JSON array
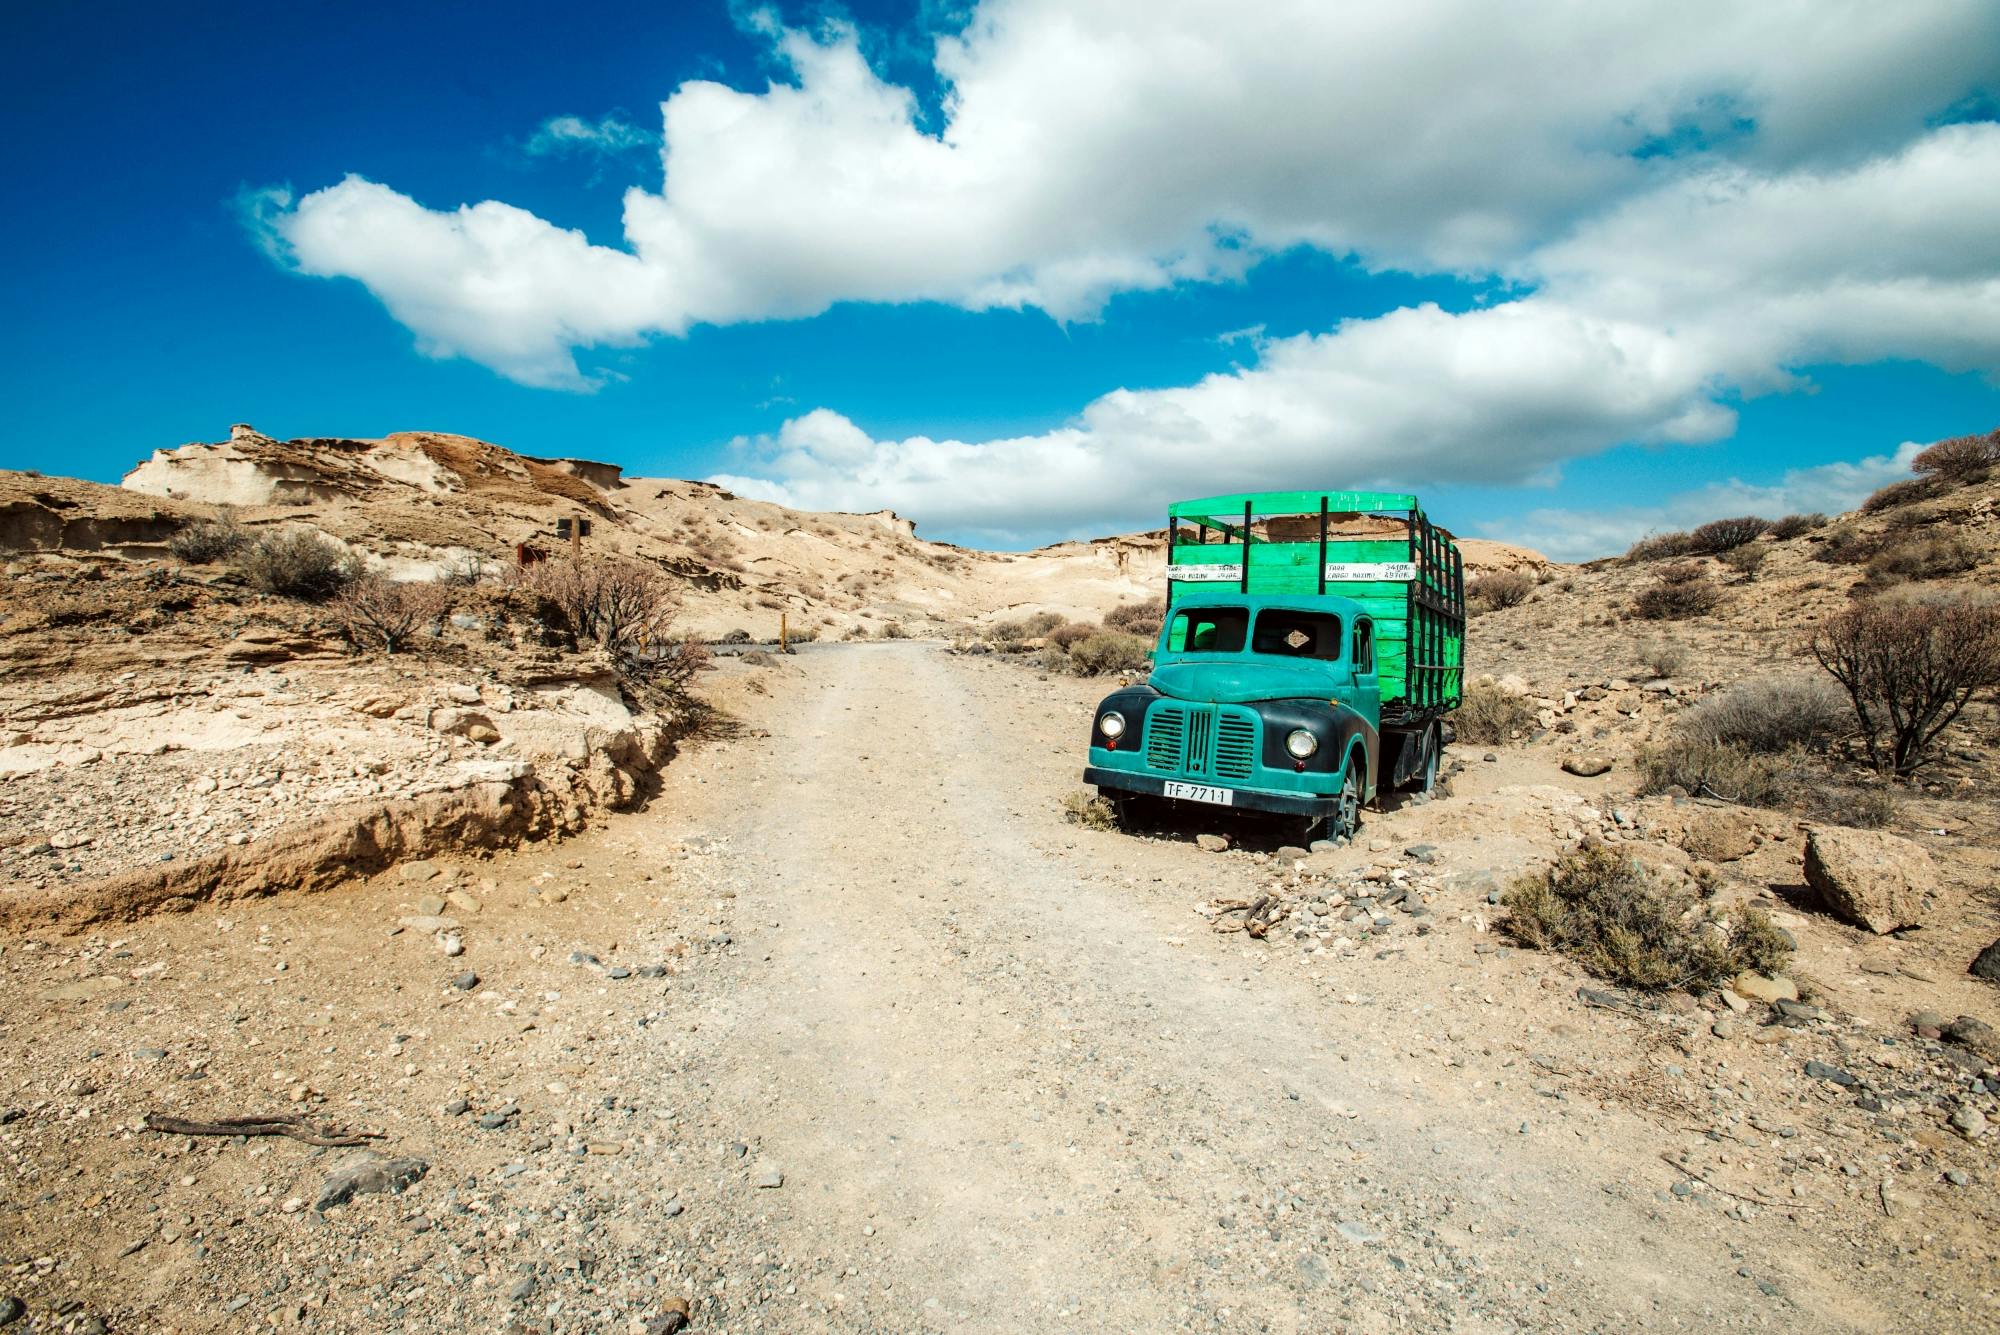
[
  {"x1": 1166, "y1": 607, "x2": 1344, "y2": 659},
  {"x1": 1251, "y1": 610, "x2": 1343, "y2": 660},
  {"x1": 1166, "y1": 607, "x2": 1248, "y2": 653}
]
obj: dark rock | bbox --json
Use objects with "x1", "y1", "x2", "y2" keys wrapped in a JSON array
[
  {"x1": 1404, "y1": 844, "x2": 1438, "y2": 863},
  {"x1": 1971, "y1": 939, "x2": 2000, "y2": 984},
  {"x1": 1803, "y1": 1060, "x2": 1858, "y2": 1087},
  {"x1": 315, "y1": 1153, "x2": 429, "y2": 1211},
  {"x1": 608, "y1": 966, "x2": 633, "y2": 980},
  {"x1": 0, "y1": 1297, "x2": 23, "y2": 1327},
  {"x1": 1943, "y1": 1015, "x2": 2000, "y2": 1062},
  {"x1": 637, "y1": 964, "x2": 670, "y2": 978},
  {"x1": 451, "y1": 971, "x2": 479, "y2": 991}
]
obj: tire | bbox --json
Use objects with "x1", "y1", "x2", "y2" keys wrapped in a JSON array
[
  {"x1": 1114, "y1": 794, "x2": 1162, "y2": 832},
  {"x1": 1328, "y1": 762, "x2": 1362, "y2": 843},
  {"x1": 1406, "y1": 722, "x2": 1441, "y2": 794}
]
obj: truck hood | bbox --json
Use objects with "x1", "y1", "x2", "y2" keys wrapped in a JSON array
[{"x1": 1148, "y1": 659, "x2": 1342, "y2": 705}]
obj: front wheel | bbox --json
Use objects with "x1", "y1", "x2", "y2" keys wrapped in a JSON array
[{"x1": 1327, "y1": 763, "x2": 1362, "y2": 843}]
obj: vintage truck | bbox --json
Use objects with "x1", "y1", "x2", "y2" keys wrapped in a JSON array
[{"x1": 1083, "y1": 490, "x2": 1465, "y2": 841}]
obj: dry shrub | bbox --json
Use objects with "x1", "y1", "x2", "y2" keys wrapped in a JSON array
[
  {"x1": 990, "y1": 610, "x2": 1066, "y2": 645},
  {"x1": 1812, "y1": 527, "x2": 1876, "y2": 565},
  {"x1": 1061, "y1": 789, "x2": 1118, "y2": 831},
  {"x1": 1627, "y1": 530, "x2": 1698, "y2": 562},
  {"x1": 1803, "y1": 782, "x2": 1899, "y2": 829},
  {"x1": 1659, "y1": 561, "x2": 1706, "y2": 585},
  {"x1": 1500, "y1": 844, "x2": 1791, "y2": 991},
  {"x1": 1066, "y1": 631, "x2": 1152, "y2": 676},
  {"x1": 333, "y1": 577, "x2": 452, "y2": 654},
  {"x1": 1688, "y1": 516, "x2": 1770, "y2": 552},
  {"x1": 1455, "y1": 678, "x2": 1537, "y2": 744},
  {"x1": 1103, "y1": 598, "x2": 1166, "y2": 638},
  {"x1": 1048, "y1": 621, "x2": 1095, "y2": 650},
  {"x1": 233, "y1": 527, "x2": 359, "y2": 601},
  {"x1": 512, "y1": 556, "x2": 679, "y2": 650},
  {"x1": 1680, "y1": 676, "x2": 1848, "y2": 754},
  {"x1": 1634, "y1": 738, "x2": 1794, "y2": 806},
  {"x1": 1864, "y1": 535, "x2": 1981, "y2": 584},
  {"x1": 1861, "y1": 475, "x2": 1950, "y2": 513},
  {"x1": 1637, "y1": 637, "x2": 1689, "y2": 679},
  {"x1": 1632, "y1": 572, "x2": 1721, "y2": 620},
  {"x1": 1809, "y1": 594, "x2": 2000, "y2": 774},
  {"x1": 1470, "y1": 571, "x2": 1535, "y2": 611},
  {"x1": 1767, "y1": 513, "x2": 1826, "y2": 541},
  {"x1": 1719, "y1": 544, "x2": 1766, "y2": 579},
  {"x1": 439, "y1": 552, "x2": 492, "y2": 586},
  {"x1": 879, "y1": 622, "x2": 908, "y2": 639},
  {"x1": 169, "y1": 513, "x2": 246, "y2": 564},
  {"x1": 1911, "y1": 428, "x2": 2000, "y2": 481}
]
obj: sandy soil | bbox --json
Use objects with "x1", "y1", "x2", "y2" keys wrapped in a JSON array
[{"x1": 2, "y1": 643, "x2": 1994, "y2": 1334}]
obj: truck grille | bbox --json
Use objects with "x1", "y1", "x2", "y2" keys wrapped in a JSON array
[{"x1": 1145, "y1": 704, "x2": 1258, "y2": 778}]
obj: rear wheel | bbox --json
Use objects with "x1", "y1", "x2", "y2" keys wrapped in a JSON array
[{"x1": 1407, "y1": 722, "x2": 1441, "y2": 794}]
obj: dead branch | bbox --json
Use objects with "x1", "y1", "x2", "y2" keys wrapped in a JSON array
[{"x1": 144, "y1": 1113, "x2": 386, "y2": 1148}]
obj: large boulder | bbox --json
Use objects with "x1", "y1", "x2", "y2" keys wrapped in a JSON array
[
  {"x1": 1802, "y1": 826, "x2": 1934, "y2": 935},
  {"x1": 1971, "y1": 939, "x2": 2000, "y2": 984}
]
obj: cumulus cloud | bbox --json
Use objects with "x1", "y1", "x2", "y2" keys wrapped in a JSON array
[
  {"x1": 258, "y1": 0, "x2": 2000, "y2": 384},
  {"x1": 1482, "y1": 443, "x2": 1925, "y2": 563}
]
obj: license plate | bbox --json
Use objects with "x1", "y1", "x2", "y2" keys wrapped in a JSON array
[{"x1": 1164, "y1": 781, "x2": 1234, "y2": 806}]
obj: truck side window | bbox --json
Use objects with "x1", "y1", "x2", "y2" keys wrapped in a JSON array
[
  {"x1": 1168, "y1": 607, "x2": 1248, "y2": 653},
  {"x1": 1353, "y1": 620, "x2": 1373, "y2": 672}
]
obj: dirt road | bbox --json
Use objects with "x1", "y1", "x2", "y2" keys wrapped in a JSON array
[{"x1": 3, "y1": 642, "x2": 1984, "y2": 1332}]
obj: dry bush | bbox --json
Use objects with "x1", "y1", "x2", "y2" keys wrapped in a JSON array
[
  {"x1": 1636, "y1": 637, "x2": 1689, "y2": 679},
  {"x1": 1658, "y1": 561, "x2": 1706, "y2": 585},
  {"x1": 1632, "y1": 572, "x2": 1722, "y2": 620},
  {"x1": 1681, "y1": 677, "x2": 1847, "y2": 754},
  {"x1": 1861, "y1": 475, "x2": 1950, "y2": 513},
  {"x1": 1766, "y1": 513, "x2": 1826, "y2": 541},
  {"x1": 1455, "y1": 678, "x2": 1537, "y2": 744},
  {"x1": 617, "y1": 638, "x2": 712, "y2": 709},
  {"x1": 233, "y1": 527, "x2": 360, "y2": 601},
  {"x1": 1812, "y1": 527, "x2": 1877, "y2": 565},
  {"x1": 1809, "y1": 595, "x2": 2000, "y2": 774},
  {"x1": 1803, "y1": 782, "x2": 1899, "y2": 829},
  {"x1": 1103, "y1": 598, "x2": 1166, "y2": 638},
  {"x1": 1911, "y1": 427, "x2": 2000, "y2": 481},
  {"x1": 990, "y1": 610, "x2": 1066, "y2": 645},
  {"x1": 1864, "y1": 535, "x2": 1981, "y2": 584},
  {"x1": 333, "y1": 577, "x2": 452, "y2": 654},
  {"x1": 1061, "y1": 789, "x2": 1118, "y2": 831},
  {"x1": 513, "y1": 556, "x2": 679, "y2": 650},
  {"x1": 1627, "y1": 530, "x2": 1698, "y2": 562},
  {"x1": 1634, "y1": 738, "x2": 1794, "y2": 806},
  {"x1": 1066, "y1": 632, "x2": 1152, "y2": 676},
  {"x1": 1719, "y1": 544, "x2": 1767, "y2": 579},
  {"x1": 1470, "y1": 571, "x2": 1535, "y2": 611},
  {"x1": 1688, "y1": 516, "x2": 1771, "y2": 552},
  {"x1": 438, "y1": 551, "x2": 492, "y2": 586},
  {"x1": 879, "y1": 622, "x2": 909, "y2": 639},
  {"x1": 1048, "y1": 621, "x2": 1095, "y2": 650},
  {"x1": 1500, "y1": 844, "x2": 1791, "y2": 991},
  {"x1": 169, "y1": 513, "x2": 246, "y2": 564}
]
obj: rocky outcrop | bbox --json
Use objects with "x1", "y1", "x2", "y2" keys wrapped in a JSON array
[
  {"x1": 0, "y1": 717, "x2": 676, "y2": 931},
  {"x1": 1803, "y1": 825, "x2": 1935, "y2": 934}
]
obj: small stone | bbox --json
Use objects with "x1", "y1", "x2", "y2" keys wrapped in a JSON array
[
  {"x1": 1711, "y1": 1020, "x2": 1739, "y2": 1040},
  {"x1": 1561, "y1": 754, "x2": 1612, "y2": 777},
  {"x1": 0, "y1": 1297, "x2": 22, "y2": 1327},
  {"x1": 1483, "y1": 752, "x2": 1498, "y2": 763},
  {"x1": 439, "y1": 934, "x2": 464, "y2": 958},
  {"x1": 134, "y1": 1048, "x2": 167, "y2": 1061},
  {"x1": 1275, "y1": 845, "x2": 1310, "y2": 861},
  {"x1": 415, "y1": 895, "x2": 447, "y2": 916},
  {"x1": 539, "y1": 887, "x2": 570, "y2": 905},
  {"x1": 1944, "y1": 1168, "x2": 1972, "y2": 1186},
  {"x1": 314, "y1": 1153, "x2": 429, "y2": 1211},
  {"x1": 399, "y1": 860, "x2": 442, "y2": 884},
  {"x1": 445, "y1": 1097, "x2": 469, "y2": 1116},
  {"x1": 1195, "y1": 833, "x2": 1229, "y2": 853},
  {"x1": 608, "y1": 966, "x2": 633, "y2": 980},
  {"x1": 509, "y1": 1276, "x2": 536, "y2": 1302},
  {"x1": 753, "y1": 1163, "x2": 785, "y2": 1189},
  {"x1": 1971, "y1": 939, "x2": 2000, "y2": 983},
  {"x1": 1404, "y1": 844, "x2": 1438, "y2": 863},
  {"x1": 1732, "y1": 973, "x2": 1798, "y2": 1004},
  {"x1": 451, "y1": 971, "x2": 479, "y2": 991},
  {"x1": 1719, "y1": 988, "x2": 1749, "y2": 1013},
  {"x1": 1949, "y1": 1106, "x2": 1987, "y2": 1139}
]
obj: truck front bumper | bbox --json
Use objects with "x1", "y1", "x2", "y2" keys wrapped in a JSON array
[{"x1": 1083, "y1": 766, "x2": 1336, "y2": 818}]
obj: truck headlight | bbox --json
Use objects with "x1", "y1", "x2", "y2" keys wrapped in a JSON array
[
  {"x1": 1285, "y1": 728, "x2": 1318, "y2": 758},
  {"x1": 1098, "y1": 711, "x2": 1126, "y2": 740}
]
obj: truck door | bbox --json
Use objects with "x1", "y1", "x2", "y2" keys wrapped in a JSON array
[{"x1": 1348, "y1": 618, "x2": 1379, "y2": 720}]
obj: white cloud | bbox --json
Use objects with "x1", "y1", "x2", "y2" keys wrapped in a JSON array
[
  {"x1": 1482, "y1": 443, "x2": 1925, "y2": 563},
  {"x1": 523, "y1": 113, "x2": 653, "y2": 160},
  {"x1": 713, "y1": 125, "x2": 2000, "y2": 540},
  {"x1": 258, "y1": 0, "x2": 2000, "y2": 384}
]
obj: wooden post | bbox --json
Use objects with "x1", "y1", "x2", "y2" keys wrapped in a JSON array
[{"x1": 780, "y1": 611, "x2": 789, "y2": 654}]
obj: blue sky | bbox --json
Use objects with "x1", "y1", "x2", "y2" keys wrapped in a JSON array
[{"x1": 4, "y1": 1, "x2": 1998, "y2": 557}]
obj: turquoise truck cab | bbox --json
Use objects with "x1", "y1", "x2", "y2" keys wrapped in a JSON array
[{"x1": 1084, "y1": 491, "x2": 1465, "y2": 842}]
